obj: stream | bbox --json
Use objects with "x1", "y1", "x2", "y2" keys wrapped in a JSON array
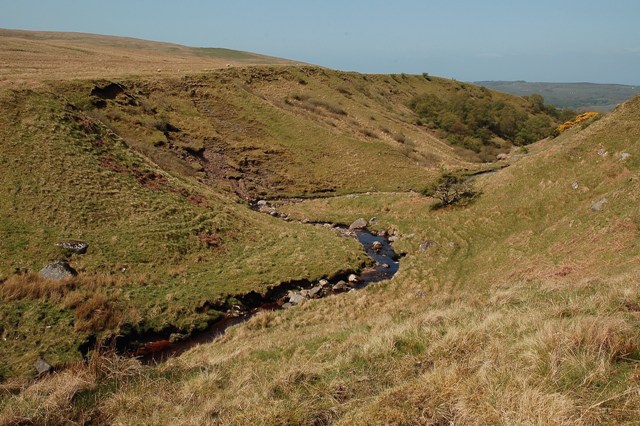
[{"x1": 129, "y1": 200, "x2": 401, "y2": 363}]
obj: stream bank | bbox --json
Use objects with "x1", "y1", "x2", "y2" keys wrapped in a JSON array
[{"x1": 121, "y1": 199, "x2": 401, "y2": 363}]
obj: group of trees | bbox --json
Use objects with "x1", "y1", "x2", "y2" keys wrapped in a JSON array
[{"x1": 408, "y1": 88, "x2": 575, "y2": 157}]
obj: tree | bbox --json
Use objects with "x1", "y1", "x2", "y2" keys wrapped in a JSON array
[{"x1": 422, "y1": 173, "x2": 476, "y2": 207}]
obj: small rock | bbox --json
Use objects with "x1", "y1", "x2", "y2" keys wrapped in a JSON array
[
  {"x1": 368, "y1": 217, "x2": 377, "y2": 225},
  {"x1": 349, "y1": 218, "x2": 368, "y2": 230},
  {"x1": 39, "y1": 260, "x2": 77, "y2": 281},
  {"x1": 591, "y1": 197, "x2": 608, "y2": 212},
  {"x1": 282, "y1": 302, "x2": 293, "y2": 309},
  {"x1": 597, "y1": 148, "x2": 608, "y2": 157},
  {"x1": 256, "y1": 200, "x2": 268, "y2": 206},
  {"x1": 333, "y1": 281, "x2": 349, "y2": 292},
  {"x1": 620, "y1": 152, "x2": 631, "y2": 162},
  {"x1": 419, "y1": 240, "x2": 437, "y2": 252},
  {"x1": 496, "y1": 153, "x2": 509, "y2": 161},
  {"x1": 318, "y1": 279, "x2": 330, "y2": 287},
  {"x1": 35, "y1": 358, "x2": 52, "y2": 375},
  {"x1": 288, "y1": 293, "x2": 305, "y2": 305},
  {"x1": 405, "y1": 233, "x2": 415, "y2": 239},
  {"x1": 55, "y1": 240, "x2": 89, "y2": 254},
  {"x1": 371, "y1": 241, "x2": 383, "y2": 251},
  {"x1": 308, "y1": 286, "x2": 322, "y2": 298},
  {"x1": 571, "y1": 181, "x2": 579, "y2": 190},
  {"x1": 302, "y1": 218, "x2": 310, "y2": 224},
  {"x1": 270, "y1": 211, "x2": 278, "y2": 217},
  {"x1": 388, "y1": 236, "x2": 399, "y2": 242},
  {"x1": 348, "y1": 274, "x2": 359, "y2": 283},
  {"x1": 299, "y1": 289, "x2": 310, "y2": 298},
  {"x1": 381, "y1": 263, "x2": 390, "y2": 268},
  {"x1": 415, "y1": 290, "x2": 426, "y2": 298},
  {"x1": 377, "y1": 229, "x2": 388, "y2": 237}
]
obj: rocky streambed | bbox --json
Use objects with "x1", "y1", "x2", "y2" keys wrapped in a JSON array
[{"x1": 130, "y1": 199, "x2": 402, "y2": 362}]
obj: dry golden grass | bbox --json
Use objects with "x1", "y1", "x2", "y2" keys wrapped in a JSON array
[
  {"x1": 4, "y1": 270, "x2": 635, "y2": 425},
  {"x1": 0, "y1": 28, "x2": 298, "y2": 82},
  {"x1": 0, "y1": 347, "x2": 141, "y2": 425}
]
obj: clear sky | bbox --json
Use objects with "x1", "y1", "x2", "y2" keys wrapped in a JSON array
[{"x1": 2, "y1": 0, "x2": 639, "y2": 84}]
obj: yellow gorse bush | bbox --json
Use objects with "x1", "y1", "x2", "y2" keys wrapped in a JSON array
[{"x1": 556, "y1": 111, "x2": 599, "y2": 133}]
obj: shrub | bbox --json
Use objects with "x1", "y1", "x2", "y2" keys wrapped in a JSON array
[{"x1": 421, "y1": 173, "x2": 477, "y2": 207}]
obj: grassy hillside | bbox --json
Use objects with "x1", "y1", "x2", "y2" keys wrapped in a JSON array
[
  {"x1": 6, "y1": 30, "x2": 639, "y2": 424},
  {"x1": 3, "y1": 91, "x2": 637, "y2": 423},
  {"x1": 0, "y1": 28, "x2": 297, "y2": 81},
  {"x1": 476, "y1": 80, "x2": 640, "y2": 112}
]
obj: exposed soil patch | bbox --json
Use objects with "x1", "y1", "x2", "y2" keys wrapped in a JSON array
[{"x1": 91, "y1": 82, "x2": 124, "y2": 100}]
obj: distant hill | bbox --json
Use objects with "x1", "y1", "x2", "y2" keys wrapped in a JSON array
[
  {"x1": 0, "y1": 28, "x2": 299, "y2": 80},
  {"x1": 475, "y1": 80, "x2": 640, "y2": 111}
]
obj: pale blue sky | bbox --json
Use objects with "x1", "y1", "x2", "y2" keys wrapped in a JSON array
[{"x1": 2, "y1": 0, "x2": 639, "y2": 84}]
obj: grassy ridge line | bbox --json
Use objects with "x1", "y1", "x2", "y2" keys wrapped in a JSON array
[
  {"x1": 0, "y1": 28, "x2": 299, "y2": 81},
  {"x1": 0, "y1": 87, "x2": 368, "y2": 378}
]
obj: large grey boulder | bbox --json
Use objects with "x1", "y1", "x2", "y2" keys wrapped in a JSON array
[{"x1": 39, "y1": 261, "x2": 77, "y2": 281}]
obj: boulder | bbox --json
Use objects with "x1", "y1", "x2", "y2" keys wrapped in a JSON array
[
  {"x1": 348, "y1": 274, "x2": 359, "y2": 283},
  {"x1": 333, "y1": 281, "x2": 349, "y2": 292},
  {"x1": 55, "y1": 240, "x2": 89, "y2": 254},
  {"x1": 35, "y1": 357, "x2": 53, "y2": 375},
  {"x1": 591, "y1": 198, "x2": 608, "y2": 212},
  {"x1": 318, "y1": 279, "x2": 330, "y2": 287},
  {"x1": 288, "y1": 293, "x2": 305, "y2": 305},
  {"x1": 497, "y1": 153, "x2": 509, "y2": 161},
  {"x1": 39, "y1": 261, "x2": 77, "y2": 281},
  {"x1": 371, "y1": 241, "x2": 383, "y2": 251},
  {"x1": 256, "y1": 200, "x2": 268, "y2": 206},
  {"x1": 308, "y1": 286, "x2": 323, "y2": 298},
  {"x1": 349, "y1": 218, "x2": 368, "y2": 230}
]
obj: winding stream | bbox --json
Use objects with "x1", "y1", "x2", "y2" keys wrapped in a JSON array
[{"x1": 131, "y1": 201, "x2": 401, "y2": 363}]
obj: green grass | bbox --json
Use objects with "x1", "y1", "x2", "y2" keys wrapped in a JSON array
[{"x1": 0, "y1": 86, "x2": 368, "y2": 377}]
